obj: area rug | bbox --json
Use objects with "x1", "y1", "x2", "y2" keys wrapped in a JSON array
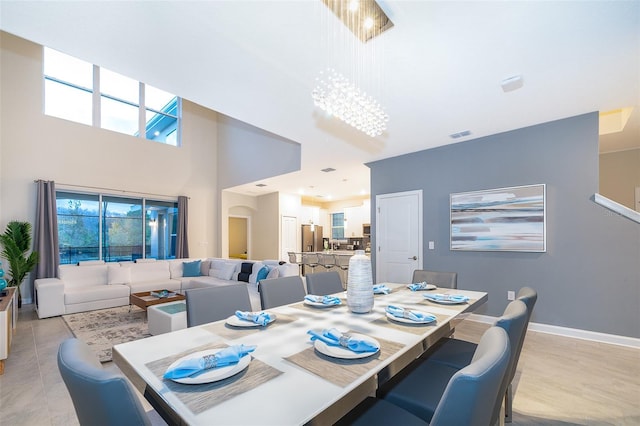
[{"x1": 62, "y1": 306, "x2": 151, "y2": 363}]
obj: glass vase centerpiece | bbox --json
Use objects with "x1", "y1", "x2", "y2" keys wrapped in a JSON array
[{"x1": 347, "y1": 250, "x2": 374, "y2": 313}]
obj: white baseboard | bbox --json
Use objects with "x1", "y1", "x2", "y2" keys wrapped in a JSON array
[{"x1": 468, "y1": 313, "x2": 640, "y2": 349}]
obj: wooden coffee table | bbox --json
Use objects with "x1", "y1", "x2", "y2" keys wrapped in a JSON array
[{"x1": 130, "y1": 290, "x2": 185, "y2": 311}]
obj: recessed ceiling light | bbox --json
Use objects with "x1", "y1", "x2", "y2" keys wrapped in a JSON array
[
  {"x1": 321, "y1": 167, "x2": 336, "y2": 173},
  {"x1": 348, "y1": 0, "x2": 359, "y2": 12}
]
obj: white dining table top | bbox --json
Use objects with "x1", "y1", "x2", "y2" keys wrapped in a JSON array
[{"x1": 113, "y1": 284, "x2": 487, "y2": 426}]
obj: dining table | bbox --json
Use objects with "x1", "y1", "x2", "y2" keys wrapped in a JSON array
[{"x1": 113, "y1": 283, "x2": 488, "y2": 426}]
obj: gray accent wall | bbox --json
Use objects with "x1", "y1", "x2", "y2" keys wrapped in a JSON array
[
  {"x1": 368, "y1": 113, "x2": 640, "y2": 338},
  {"x1": 217, "y1": 115, "x2": 301, "y2": 189}
]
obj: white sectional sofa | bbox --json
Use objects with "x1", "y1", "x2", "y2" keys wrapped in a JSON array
[{"x1": 34, "y1": 258, "x2": 297, "y2": 319}]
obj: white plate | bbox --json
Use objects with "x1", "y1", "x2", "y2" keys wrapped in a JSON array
[
  {"x1": 225, "y1": 314, "x2": 276, "y2": 328},
  {"x1": 304, "y1": 299, "x2": 342, "y2": 308},
  {"x1": 314, "y1": 333, "x2": 380, "y2": 359},
  {"x1": 166, "y1": 349, "x2": 251, "y2": 384},
  {"x1": 386, "y1": 312, "x2": 436, "y2": 325},
  {"x1": 424, "y1": 295, "x2": 468, "y2": 305},
  {"x1": 406, "y1": 284, "x2": 437, "y2": 291}
]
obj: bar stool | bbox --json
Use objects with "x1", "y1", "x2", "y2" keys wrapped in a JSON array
[
  {"x1": 318, "y1": 253, "x2": 336, "y2": 271},
  {"x1": 288, "y1": 251, "x2": 302, "y2": 275},
  {"x1": 301, "y1": 252, "x2": 319, "y2": 276},
  {"x1": 336, "y1": 254, "x2": 350, "y2": 284}
]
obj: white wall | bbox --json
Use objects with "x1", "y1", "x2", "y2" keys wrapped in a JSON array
[{"x1": 0, "y1": 32, "x2": 219, "y2": 301}]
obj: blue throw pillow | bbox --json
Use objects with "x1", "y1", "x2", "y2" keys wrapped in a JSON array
[
  {"x1": 183, "y1": 260, "x2": 201, "y2": 277},
  {"x1": 256, "y1": 266, "x2": 269, "y2": 282}
]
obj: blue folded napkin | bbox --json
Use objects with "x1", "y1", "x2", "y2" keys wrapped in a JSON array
[
  {"x1": 386, "y1": 305, "x2": 436, "y2": 322},
  {"x1": 163, "y1": 344, "x2": 256, "y2": 379},
  {"x1": 308, "y1": 328, "x2": 379, "y2": 353},
  {"x1": 304, "y1": 294, "x2": 341, "y2": 305},
  {"x1": 235, "y1": 310, "x2": 273, "y2": 326},
  {"x1": 423, "y1": 293, "x2": 469, "y2": 303},
  {"x1": 373, "y1": 284, "x2": 391, "y2": 294},
  {"x1": 407, "y1": 281, "x2": 430, "y2": 291}
]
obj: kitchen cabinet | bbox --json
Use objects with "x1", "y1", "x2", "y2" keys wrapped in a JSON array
[{"x1": 344, "y1": 206, "x2": 364, "y2": 237}]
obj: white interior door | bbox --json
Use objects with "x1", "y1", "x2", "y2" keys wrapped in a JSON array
[
  {"x1": 376, "y1": 190, "x2": 422, "y2": 284},
  {"x1": 281, "y1": 215, "x2": 298, "y2": 262}
]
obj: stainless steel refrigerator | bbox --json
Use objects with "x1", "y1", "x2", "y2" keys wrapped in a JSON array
[{"x1": 301, "y1": 224, "x2": 323, "y2": 252}]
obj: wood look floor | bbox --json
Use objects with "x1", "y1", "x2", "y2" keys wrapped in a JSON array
[{"x1": 1, "y1": 305, "x2": 638, "y2": 426}]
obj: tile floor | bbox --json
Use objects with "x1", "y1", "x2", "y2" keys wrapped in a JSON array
[{"x1": 1, "y1": 305, "x2": 638, "y2": 426}]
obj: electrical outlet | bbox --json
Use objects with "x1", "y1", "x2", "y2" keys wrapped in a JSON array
[{"x1": 507, "y1": 291, "x2": 515, "y2": 301}]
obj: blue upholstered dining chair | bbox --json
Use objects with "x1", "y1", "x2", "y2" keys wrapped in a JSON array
[
  {"x1": 57, "y1": 338, "x2": 152, "y2": 426},
  {"x1": 305, "y1": 271, "x2": 344, "y2": 295},
  {"x1": 411, "y1": 269, "x2": 458, "y2": 289},
  {"x1": 335, "y1": 327, "x2": 511, "y2": 426},
  {"x1": 185, "y1": 284, "x2": 252, "y2": 327},
  {"x1": 259, "y1": 275, "x2": 306, "y2": 309}
]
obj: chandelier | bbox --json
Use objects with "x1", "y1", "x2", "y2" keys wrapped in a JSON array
[{"x1": 312, "y1": 68, "x2": 388, "y2": 137}]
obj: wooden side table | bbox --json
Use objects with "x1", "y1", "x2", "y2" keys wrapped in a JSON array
[{"x1": 0, "y1": 287, "x2": 17, "y2": 375}]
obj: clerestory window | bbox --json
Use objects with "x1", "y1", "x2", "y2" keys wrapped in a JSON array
[{"x1": 44, "y1": 47, "x2": 181, "y2": 146}]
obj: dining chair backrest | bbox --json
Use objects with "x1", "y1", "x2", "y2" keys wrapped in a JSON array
[
  {"x1": 516, "y1": 286, "x2": 538, "y2": 325},
  {"x1": 430, "y1": 327, "x2": 510, "y2": 426},
  {"x1": 306, "y1": 271, "x2": 344, "y2": 295},
  {"x1": 411, "y1": 270, "x2": 458, "y2": 289},
  {"x1": 58, "y1": 338, "x2": 151, "y2": 426},
  {"x1": 185, "y1": 285, "x2": 252, "y2": 327},
  {"x1": 259, "y1": 275, "x2": 306, "y2": 310},
  {"x1": 488, "y1": 299, "x2": 528, "y2": 425}
]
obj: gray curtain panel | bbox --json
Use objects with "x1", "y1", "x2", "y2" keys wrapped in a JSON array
[
  {"x1": 176, "y1": 195, "x2": 189, "y2": 258},
  {"x1": 33, "y1": 180, "x2": 60, "y2": 299}
]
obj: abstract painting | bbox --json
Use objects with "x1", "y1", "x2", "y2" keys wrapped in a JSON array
[{"x1": 450, "y1": 184, "x2": 546, "y2": 252}]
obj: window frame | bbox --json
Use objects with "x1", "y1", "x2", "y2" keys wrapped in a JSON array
[
  {"x1": 56, "y1": 190, "x2": 178, "y2": 264},
  {"x1": 43, "y1": 47, "x2": 182, "y2": 146}
]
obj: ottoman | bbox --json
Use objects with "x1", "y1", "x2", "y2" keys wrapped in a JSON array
[{"x1": 147, "y1": 301, "x2": 187, "y2": 335}]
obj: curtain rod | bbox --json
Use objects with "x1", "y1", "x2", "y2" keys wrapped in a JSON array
[{"x1": 34, "y1": 180, "x2": 190, "y2": 199}]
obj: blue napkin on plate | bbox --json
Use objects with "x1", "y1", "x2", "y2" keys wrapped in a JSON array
[
  {"x1": 307, "y1": 328, "x2": 379, "y2": 353},
  {"x1": 163, "y1": 344, "x2": 256, "y2": 379},
  {"x1": 373, "y1": 284, "x2": 391, "y2": 294},
  {"x1": 305, "y1": 295, "x2": 341, "y2": 305},
  {"x1": 407, "y1": 281, "x2": 430, "y2": 291},
  {"x1": 423, "y1": 293, "x2": 469, "y2": 303},
  {"x1": 386, "y1": 305, "x2": 436, "y2": 322},
  {"x1": 235, "y1": 310, "x2": 273, "y2": 326}
]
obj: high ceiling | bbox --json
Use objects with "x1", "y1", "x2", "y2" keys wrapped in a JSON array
[{"x1": 2, "y1": 1, "x2": 638, "y2": 201}]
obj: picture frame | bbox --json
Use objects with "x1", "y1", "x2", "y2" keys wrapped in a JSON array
[{"x1": 450, "y1": 184, "x2": 546, "y2": 252}]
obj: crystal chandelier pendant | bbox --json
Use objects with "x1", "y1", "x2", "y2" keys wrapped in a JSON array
[{"x1": 312, "y1": 68, "x2": 388, "y2": 137}]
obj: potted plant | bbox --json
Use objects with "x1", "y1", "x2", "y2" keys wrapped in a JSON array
[{"x1": 0, "y1": 221, "x2": 39, "y2": 307}]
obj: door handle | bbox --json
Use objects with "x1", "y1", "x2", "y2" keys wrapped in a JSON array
[{"x1": 408, "y1": 256, "x2": 417, "y2": 260}]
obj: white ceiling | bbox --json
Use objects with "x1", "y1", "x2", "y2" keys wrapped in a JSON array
[{"x1": 1, "y1": 1, "x2": 638, "y2": 201}]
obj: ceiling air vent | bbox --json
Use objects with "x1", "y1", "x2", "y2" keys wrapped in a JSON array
[
  {"x1": 449, "y1": 130, "x2": 471, "y2": 139},
  {"x1": 255, "y1": 183, "x2": 267, "y2": 187},
  {"x1": 321, "y1": 168, "x2": 336, "y2": 173}
]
